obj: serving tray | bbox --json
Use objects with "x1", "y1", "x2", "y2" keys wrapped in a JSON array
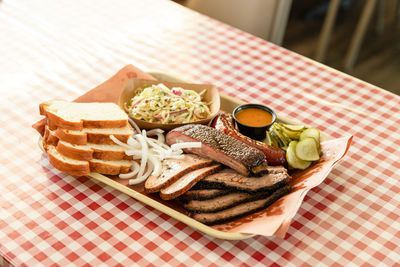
[{"x1": 39, "y1": 72, "x2": 331, "y2": 240}]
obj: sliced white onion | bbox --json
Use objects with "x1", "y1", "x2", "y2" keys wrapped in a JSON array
[
  {"x1": 110, "y1": 135, "x2": 133, "y2": 149},
  {"x1": 145, "y1": 136, "x2": 169, "y2": 150},
  {"x1": 119, "y1": 161, "x2": 140, "y2": 179},
  {"x1": 135, "y1": 134, "x2": 148, "y2": 180},
  {"x1": 141, "y1": 163, "x2": 154, "y2": 180},
  {"x1": 124, "y1": 150, "x2": 143, "y2": 156},
  {"x1": 145, "y1": 129, "x2": 165, "y2": 143},
  {"x1": 110, "y1": 128, "x2": 205, "y2": 184},
  {"x1": 130, "y1": 161, "x2": 140, "y2": 170},
  {"x1": 128, "y1": 117, "x2": 141, "y2": 134},
  {"x1": 127, "y1": 136, "x2": 141, "y2": 148},
  {"x1": 129, "y1": 161, "x2": 153, "y2": 185},
  {"x1": 157, "y1": 134, "x2": 165, "y2": 143},
  {"x1": 149, "y1": 155, "x2": 162, "y2": 176}
]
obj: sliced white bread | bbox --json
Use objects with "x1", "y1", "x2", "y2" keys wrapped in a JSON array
[
  {"x1": 45, "y1": 144, "x2": 132, "y2": 176},
  {"x1": 57, "y1": 140, "x2": 132, "y2": 161},
  {"x1": 45, "y1": 145, "x2": 90, "y2": 176},
  {"x1": 44, "y1": 126, "x2": 132, "y2": 161},
  {"x1": 89, "y1": 159, "x2": 132, "y2": 175},
  {"x1": 54, "y1": 124, "x2": 133, "y2": 145},
  {"x1": 40, "y1": 101, "x2": 129, "y2": 131},
  {"x1": 43, "y1": 125, "x2": 59, "y2": 147},
  {"x1": 40, "y1": 101, "x2": 135, "y2": 176}
]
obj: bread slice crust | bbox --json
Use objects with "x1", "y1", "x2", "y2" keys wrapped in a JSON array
[
  {"x1": 40, "y1": 101, "x2": 135, "y2": 176},
  {"x1": 45, "y1": 126, "x2": 132, "y2": 161},
  {"x1": 89, "y1": 160, "x2": 131, "y2": 175},
  {"x1": 45, "y1": 145, "x2": 91, "y2": 176},
  {"x1": 54, "y1": 125, "x2": 133, "y2": 145},
  {"x1": 48, "y1": 155, "x2": 90, "y2": 176},
  {"x1": 56, "y1": 140, "x2": 132, "y2": 161},
  {"x1": 40, "y1": 101, "x2": 128, "y2": 131},
  {"x1": 44, "y1": 143, "x2": 132, "y2": 176}
]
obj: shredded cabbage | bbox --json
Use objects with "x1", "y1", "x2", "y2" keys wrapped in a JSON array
[{"x1": 126, "y1": 83, "x2": 211, "y2": 124}]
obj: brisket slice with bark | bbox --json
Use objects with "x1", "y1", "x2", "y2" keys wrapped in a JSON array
[
  {"x1": 184, "y1": 190, "x2": 277, "y2": 213},
  {"x1": 189, "y1": 185, "x2": 291, "y2": 225},
  {"x1": 166, "y1": 124, "x2": 268, "y2": 177},
  {"x1": 179, "y1": 189, "x2": 230, "y2": 202},
  {"x1": 192, "y1": 166, "x2": 289, "y2": 193}
]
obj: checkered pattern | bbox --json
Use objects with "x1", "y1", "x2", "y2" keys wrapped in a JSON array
[{"x1": 1, "y1": 0, "x2": 399, "y2": 266}]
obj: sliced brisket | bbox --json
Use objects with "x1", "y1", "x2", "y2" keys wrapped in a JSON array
[
  {"x1": 179, "y1": 189, "x2": 229, "y2": 202},
  {"x1": 144, "y1": 154, "x2": 213, "y2": 193},
  {"x1": 189, "y1": 185, "x2": 291, "y2": 225},
  {"x1": 166, "y1": 124, "x2": 268, "y2": 177},
  {"x1": 159, "y1": 164, "x2": 221, "y2": 200},
  {"x1": 184, "y1": 190, "x2": 275, "y2": 213},
  {"x1": 192, "y1": 166, "x2": 289, "y2": 193}
]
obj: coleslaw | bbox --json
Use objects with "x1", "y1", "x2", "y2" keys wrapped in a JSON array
[{"x1": 126, "y1": 83, "x2": 211, "y2": 124}]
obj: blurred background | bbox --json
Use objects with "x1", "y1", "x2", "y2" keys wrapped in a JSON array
[{"x1": 175, "y1": 0, "x2": 400, "y2": 95}]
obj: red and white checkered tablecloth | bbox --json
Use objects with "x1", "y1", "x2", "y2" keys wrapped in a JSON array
[{"x1": 1, "y1": 0, "x2": 399, "y2": 266}]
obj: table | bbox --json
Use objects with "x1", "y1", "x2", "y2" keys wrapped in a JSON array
[{"x1": 1, "y1": 0, "x2": 399, "y2": 266}]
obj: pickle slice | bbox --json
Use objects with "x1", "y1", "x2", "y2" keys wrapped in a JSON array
[
  {"x1": 265, "y1": 123, "x2": 321, "y2": 162},
  {"x1": 271, "y1": 125, "x2": 290, "y2": 147},
  {"x1": 280, "y1": 126, "x2": 301, "y2": 139},
  {"x1": 286, "y1": 141, "x2": 312, "y2": 170},
  {"x1": 264, "y1": 131, "x2": 279, "y2": 148},
  {"x1": 300, "y1": 127, "x2": 320, "y2": 145},
  {"x1": 273, "y1": 123, "x2": 303, "y2": 140},
  {"x1": 270, "y1": 130, "x2": 284, "y2": 148},
  {"x1": 281, "y1": 124, "x2": 306, "y2": 132},
  {"x1": 295, "y1": 138, "x2": 320, "y2": 161}
]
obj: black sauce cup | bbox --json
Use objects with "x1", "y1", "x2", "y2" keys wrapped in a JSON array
[{"x1": 232, "y1": 104, "x2": 277, "y2": 141}]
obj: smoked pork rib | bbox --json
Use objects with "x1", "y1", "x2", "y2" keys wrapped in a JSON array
[{"x1": 166, "y1": 124, "x2": 268, "y2": 177}]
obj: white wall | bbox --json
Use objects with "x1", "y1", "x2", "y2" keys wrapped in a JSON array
[{"x1": 185, "y1": 0, "x2": 291, "y2": 44}]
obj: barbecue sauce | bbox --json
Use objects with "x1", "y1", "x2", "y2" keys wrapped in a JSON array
[{"x1": 235, "y1": 108, "x2": 273, "y2": 127}]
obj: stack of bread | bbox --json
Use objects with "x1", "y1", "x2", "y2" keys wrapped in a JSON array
[{"x1": 40, "y1": 101, "x2": 134, "y2": 176}]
